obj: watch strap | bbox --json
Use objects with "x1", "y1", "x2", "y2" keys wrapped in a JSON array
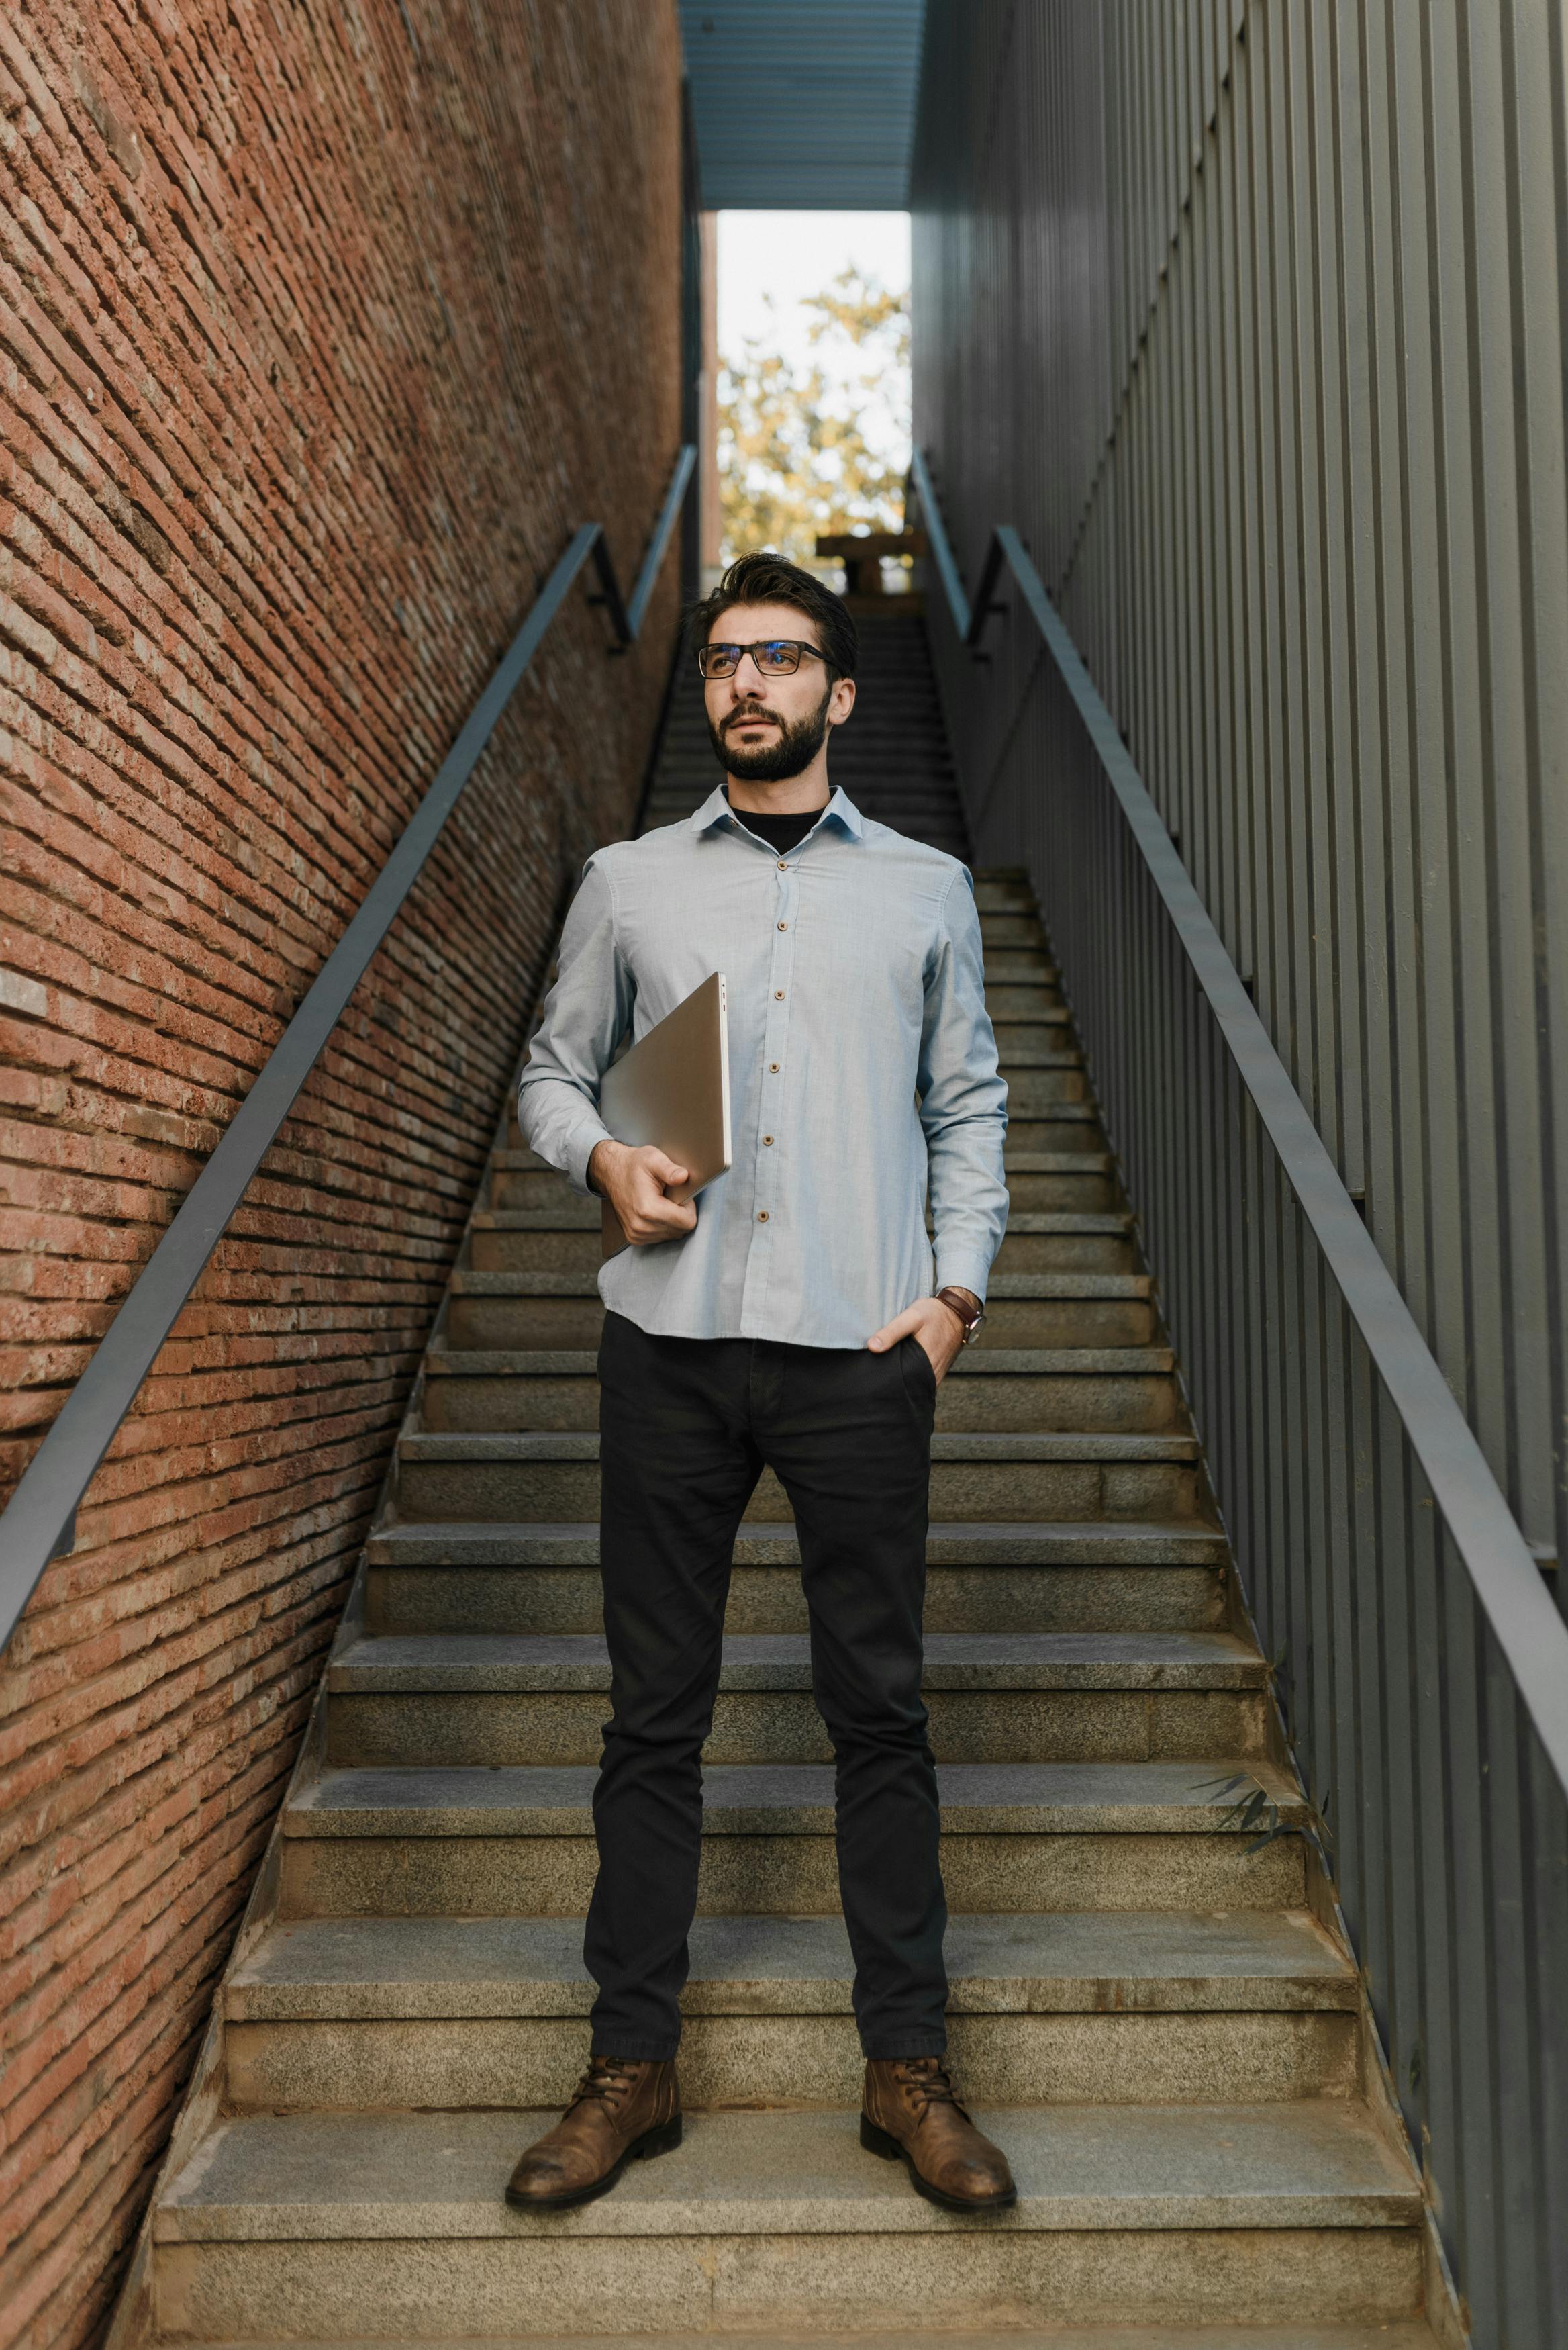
[{"x1": 936, "y1": 1286, "x2": 984, "y2": 1342}]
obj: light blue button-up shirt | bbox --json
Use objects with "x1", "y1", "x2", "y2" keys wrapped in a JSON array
[{"x1": 517, "y1": 783, "x2": 1009, "y2": 1349}]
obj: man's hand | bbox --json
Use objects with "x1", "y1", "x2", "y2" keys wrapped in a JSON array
[
  {"x1": 867, "y1": 1290, "x2": 975, "y2": 1384},
  {"x1": 588, "y1": 1139, "x2": 698, "y2": 1246}
]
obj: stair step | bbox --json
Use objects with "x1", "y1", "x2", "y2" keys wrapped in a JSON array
[
  {"x1": 448, "y1": 1276, "x2": 1157, "y2": 1356},
  {"x1": 395, "y1": 1429, "x2": 1207, "y2": 1534},
  {"x1": 402, "y1": 1431, "x2": 1200, "y2": 1462},
  {"x1": 229, "y1": 1909, "x2": 1355, "y2": 2020},
  {"x1": 425, "y1": 1344, "x2": 1173, "y2": 1375},
  {"x1": 420, "y1": 1344, "x2": 1183, "y2": 1437},
  {"x1": 185, "y1": 2332, "x2": 1442, "y2": 2349},
  {"x1": 465, "y1": 1214, "x2": 1137, "y2": 1278},
  {"x1": 155, "y1": 2104, "x2": 1422, "y2": 2234},
  {"x1": 330, "y1": 1629, "x2": 1261, "y2": 1694},
  {"x1": 471, "y1": 1205, "x2": 603, "y2": 1231},
  {"x1": 985, "y1": 948, "x2": 1057, "y2": 975},
  {"x1": 279, "y1": 1757, "x2": 1308, "y2": 1919},
  {"x1": 364, "y1": 1517, "x2": 1228, "y2": 1639},
  {"x1": 448, "y1": 1271, "x2": 1150, "y2": 1299},
  {"x1": 995, "y1": 1045, "x2": 1085, "y2": 1070},
  {"x1": 287, "y1": 1757, "x2": 1302, "y2": 1839},
  {"x1": 219, "y1": 1909, "x2": 1360, "y2": 2113},
  {"x1": 367, "y1": 1519, "x2": 1228, "y2": 1566},
  {"x1": 323, "y1": 1626, "x2": 1267, "y2": 1772},
  {"x1": 426, "y1": 1372, "x2": 1180, "y2": 1437},
  {"x1": 277, "y1": 1751, "x2": 1300, "y2": 1906},
  {"x1": 153, "y1": 2105, "x2": 1423, "y2": 2336},
  {"x1": 997, "y1": 1041, "x2": 1081, "y2": 1069},
  {"x1": 471, "y1": 1210, "x2": 1128, "y2": 1237},
  {"x1": 482, "y1": 1144, "x2": 1124, "y2": 1175}
]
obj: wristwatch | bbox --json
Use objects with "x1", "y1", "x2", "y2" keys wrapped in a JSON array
[{"x1": 936, "y1": 1286, "x2": 986, "y2": 1346}]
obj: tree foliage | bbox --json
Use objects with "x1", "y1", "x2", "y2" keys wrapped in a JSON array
[{"x1": 718, "y1": 269, "x2": 910, "y2": 566}]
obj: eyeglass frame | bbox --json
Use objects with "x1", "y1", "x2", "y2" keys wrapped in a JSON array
[{"x1": 695, "y1": 637, "x2": 831, "y2": 682}]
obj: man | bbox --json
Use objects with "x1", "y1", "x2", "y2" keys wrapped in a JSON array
[{"x1": 508, "y1": 551, "x2": 1012, "y2": 2214}]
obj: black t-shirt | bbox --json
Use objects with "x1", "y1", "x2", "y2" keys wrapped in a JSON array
[{"x1": 724, "y1": 788, "x2": 826, "y2": 858}]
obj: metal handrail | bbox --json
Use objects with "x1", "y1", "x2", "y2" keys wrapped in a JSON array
[
  {"x1": 909, "y1": 442, "x2": 1568, "y2": 1801},
  {"x1": 0, "y1": 446, "x2": 696, "y2": 1658}
]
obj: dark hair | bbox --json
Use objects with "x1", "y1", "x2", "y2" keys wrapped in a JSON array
[{"x1": 687, "y1": 551, "x2": 859, "y2": 682}]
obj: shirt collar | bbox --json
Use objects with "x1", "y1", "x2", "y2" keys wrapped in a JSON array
[{"x1": 689, "y1": 782, "x2": 864, "y2": 843}]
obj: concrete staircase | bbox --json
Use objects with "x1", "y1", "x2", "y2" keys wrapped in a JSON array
[{"x1": 131, "y1": 618, "x2": 1443, "y2": 2347}]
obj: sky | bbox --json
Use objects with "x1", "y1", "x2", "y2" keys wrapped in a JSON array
[
  {"x1": 716, "y1": 210, "x2": 911, "y2": 371},
  {"x1": 716, "y1": 210, "x2": 912, "y2": 459}
]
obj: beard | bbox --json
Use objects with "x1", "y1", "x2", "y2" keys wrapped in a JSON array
[{"x1": 709, "y1": 682, "x2": 832, "y2": 782}]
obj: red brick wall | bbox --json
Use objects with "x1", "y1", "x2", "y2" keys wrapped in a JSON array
[{"x1": 0, "y1": 4, "x2": 683, "y2": 2341}]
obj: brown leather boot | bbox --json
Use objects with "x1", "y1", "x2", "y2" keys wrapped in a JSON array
[
  {"x1": 861, "y1": 2056, "x2": 1017, "y2": 2213},
  {"x1": 505, "y1": 2055, "x2": 682, "y2": 2210}
]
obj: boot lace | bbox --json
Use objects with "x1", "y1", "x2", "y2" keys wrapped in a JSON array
[
  {"x1": 893, "y1": 2055, "x2": 970, "y2": 2120},
  {"x1": 567, "y1": 2055, "x2": 642, "y2": 2115}
]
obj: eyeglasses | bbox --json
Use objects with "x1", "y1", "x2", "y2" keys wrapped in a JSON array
[{"x1": 696, "y1": 638, "x2": 828, "y2": 681}]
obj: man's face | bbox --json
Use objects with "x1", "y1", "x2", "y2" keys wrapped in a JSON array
[{"x1": 703, "y1": 600, "x2": 855, "y2": 782}]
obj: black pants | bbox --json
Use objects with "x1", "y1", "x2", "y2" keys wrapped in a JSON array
[{"x1": 585, "y1": 1310, "x2": 948, "y2": 2061}]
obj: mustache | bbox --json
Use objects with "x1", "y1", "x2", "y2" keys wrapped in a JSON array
[{"x1": 722, "y1": 704, "x2": 784, "y2": 731}]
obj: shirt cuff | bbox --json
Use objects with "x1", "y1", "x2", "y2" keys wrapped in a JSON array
[
  {"x1": 932, "y1": 1251, "x2": 992, "y2": 1305},
  {"x1": 516, "y1": 1085, "x2": 614, "y2": 1198},
  {"x1": 562, "y1": 1116, "x2": 615, "y2": 1198}
]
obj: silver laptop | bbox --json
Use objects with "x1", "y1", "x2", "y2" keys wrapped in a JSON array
[{"x1": 597, "y1": 972, "x2": 731, "y2": 1255}]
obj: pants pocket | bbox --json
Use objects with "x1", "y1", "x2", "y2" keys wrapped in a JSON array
[{"x1": 899, "y1": 1330, "x2": 939, "y2": 1414}]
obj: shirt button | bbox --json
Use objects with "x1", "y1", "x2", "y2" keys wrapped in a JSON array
[
  {"x1": 762, "y1": 1134, "x2": 774, "y2": 1145},
  {"x1": 777, "y1": 859, "x2": 787, "y2": 869},
  {"x1": 768, "y1": 1062, "x2": 779, "y2": 1073},
  {"x1": 777, "y1": 920, "x2": 788, "y2": 931},
  {"x1": 756, "y1": 1209, "x2": 769, "y2": 1222},
  {"x1": 774, "y1": 989, "x2": 785, "y2": 1000}
]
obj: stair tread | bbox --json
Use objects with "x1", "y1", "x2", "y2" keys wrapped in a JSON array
[
  {"x1": 155, "y1": 2102, "x2": 1420, "y2": 2241},
  {"x1": 450, "y1": 1269, "x2": 1153, "y2": 1297},
  {"x1": 471, "y1": 1206, "x2": 603, "y2": 1230},
  {"x1": 471, "y1": 1209, "x2": 1128, "y2": 1237},
  {"x1": 181, "y1": 2331, "x2": 1442, "y2": 2349},
  {"x1": 401, "y1": 1429, "x2": 1199, "y2": 1463},
  {"x1": 285, "y1": 1757, "x2": 1300, "y2": 1836},
  {"x1": 1005, "y1": 1152, "x2": 1114, "y2": 1170},
  {"x1": 367, "y1": 1519, "x2": 1228, "y2": 1564},
  {"x1": 329, "y1": 1627, "x2": 1263, "y2": 1693},
  {"x1": 424, "y1": 1346, "x2": 1176, "y2": 1376},
  {"x1": 228, "y1": 1908, "x2": 1355, "y2": 2018}
]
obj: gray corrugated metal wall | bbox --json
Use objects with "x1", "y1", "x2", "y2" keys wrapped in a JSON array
[
  {"x1": 913, "y1": 0, "x2": 1568, "y2": 1598},
  {"x1": 912, "y1": 7, "x2": 1568, "y2": 2338}
]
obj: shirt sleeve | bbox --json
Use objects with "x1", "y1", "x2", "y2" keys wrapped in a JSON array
[
  {"x1": 516, "y1": 853, "x2": 634, "y2": 1196},
  {"x1": 918, "y1": 866, "x2": 1010, "y2": 1300}
]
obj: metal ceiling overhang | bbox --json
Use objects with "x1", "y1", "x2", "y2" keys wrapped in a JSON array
[{"x1": 679, "y1": 0, "x2": 926, "y2": 209}]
